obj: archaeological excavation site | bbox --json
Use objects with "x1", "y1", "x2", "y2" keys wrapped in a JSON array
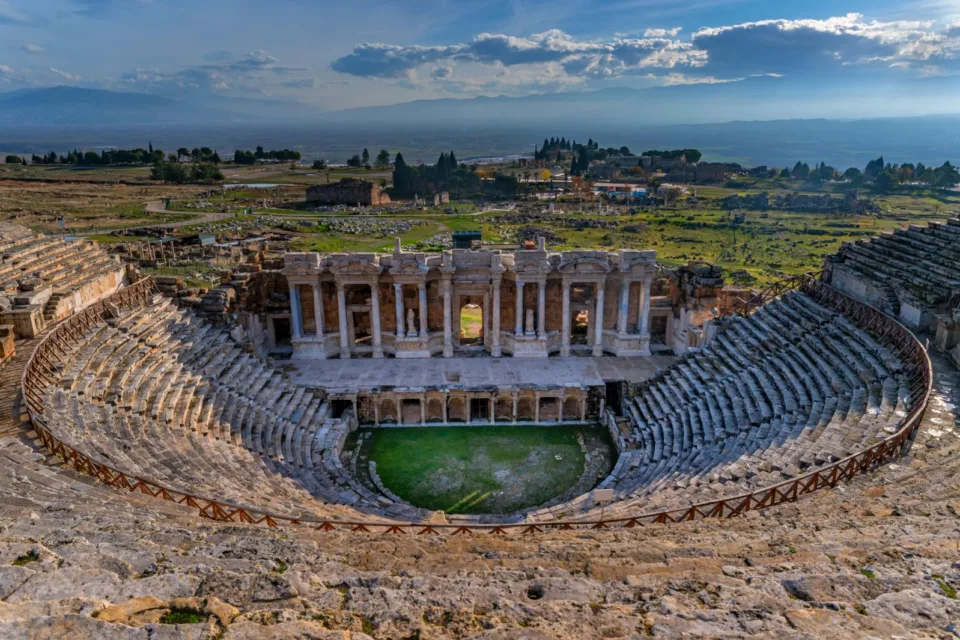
[{"x1": 0, "y1": 218, "x2": 957, "y2": 639}]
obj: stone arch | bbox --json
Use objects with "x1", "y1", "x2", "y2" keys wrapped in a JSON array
[
  {"x1": 517, "y1": 393, "x2": 536, "y2": 421},
  {"x1": 447, "y1": 396, "x2": 466, "y2": 423},
  {"x1": 426, "y1": 397, "x2": 444, "y2": 423},
  {"x1": 539, "y1": 397, "x2": 560, "y2": 422},
  {"x1": 379, "y1": 398, "x2": 397, "y2": 424},
  {"x1": 495, "y1": 394, "x2": 513, "y2": 422}
]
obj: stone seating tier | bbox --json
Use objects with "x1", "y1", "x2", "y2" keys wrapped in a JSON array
[
  {"x1": 524, "y1": 290, "x2": 911, "y2": 522},
  {"x1": 42, "y1": 296, "x2": 426, "y2": 522},
  {"x1": 32, "y1": 285, "x2": 916, "y2": 525},
  {"x1": 832, "y1": 216, "x2": 960, "y2": 306}
]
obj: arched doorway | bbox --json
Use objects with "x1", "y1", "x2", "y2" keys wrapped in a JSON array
[{"x1": 459, "y1": 303, "x2": 482, "y2": 345}]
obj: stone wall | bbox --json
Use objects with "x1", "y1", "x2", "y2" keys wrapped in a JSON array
[{"x1": 306, "y1": 179, "x2": 390, "y2": 206}]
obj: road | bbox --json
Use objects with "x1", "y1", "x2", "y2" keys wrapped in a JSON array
[{"x1": 73, "y1": 202, "x2": 232, "y2": 237}]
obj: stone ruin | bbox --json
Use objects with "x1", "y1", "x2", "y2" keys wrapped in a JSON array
[
  {"x1": 824, "y1": 215, "x2": 960, "y2": 332},
  {"x1": 0, "y1": 221, "x2": 954, "y2": 638},
  {"x1": 0, "y1": 222, "x2": 129, "y2": 339},
  {"x1": 305, "y1": 178, "x2": 390, "y2": 206}
]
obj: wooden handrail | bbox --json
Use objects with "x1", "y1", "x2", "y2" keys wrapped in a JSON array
[{"x1": 20, "y1": 273, "x2": 933, "y2": 534}]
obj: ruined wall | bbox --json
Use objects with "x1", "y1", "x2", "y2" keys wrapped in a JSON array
[{"x1": 305, "y1": 179, "x2": 390, "y2": 206}]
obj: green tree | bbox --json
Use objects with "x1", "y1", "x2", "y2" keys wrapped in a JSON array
[
  {"x1": 375, "y1": 149, "x2": 390, "y2": 169},
  {"x1": 361, "y1": 148, "x2": 370, "y2": 165},
  {"x1": 873, "y1": 170, "x2": 897, "y2": 193},
  {"x1": 312, "y1": 159, "x2": 328, "y2": 170}
]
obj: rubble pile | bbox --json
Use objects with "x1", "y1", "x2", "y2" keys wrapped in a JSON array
[
  {"x1": 722, "y1": 191, "x2": 880, "y2": 214},
  {"x1": 322, "y1": 218, "x2": 426, "y2": 237}
]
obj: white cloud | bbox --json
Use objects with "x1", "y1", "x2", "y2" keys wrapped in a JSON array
[
  {"x1": 22, "y1": 44, "x2": 44, "y2": 55},
  {"x1": 691, "y1": 13, "x2": 960, "y2": 74},
  {"x1": 0, "y1": 1, "x2": 27, "y2": 25},
  {"x1": 332, "y1": 29, "x2": 707, "y2": 81},
  {"x1": 644, "y1": 27, "x2": 682, "y2": 38},
  {"x1": 330, "y1": 13, "x2": 960, "y2": 95},
  {"x1": 0, "y1": 65, "x2": 14, "y2": 75},
  {"x1": 49, "y1": 67, "x2": 82, "y2": 82}
]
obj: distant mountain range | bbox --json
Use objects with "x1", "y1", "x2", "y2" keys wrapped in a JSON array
[
  {"x1": 1, "y1": 83, "x2": 959, "y2": 169},
  {"x1": 0, "y1": 86, "x2": 324, "y2": 126}
]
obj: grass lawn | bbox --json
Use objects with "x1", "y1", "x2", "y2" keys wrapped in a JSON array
[
  {"x1": 460, "y1": 305, "x2": 482, "y2": 341},
  {"x1": 365, "y1": 425, "x2": 600, "y2": 514}
]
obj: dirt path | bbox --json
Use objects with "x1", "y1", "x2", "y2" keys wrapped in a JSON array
[{"x1": 73, "y1": 201, "x2": 233, "y2": 237}]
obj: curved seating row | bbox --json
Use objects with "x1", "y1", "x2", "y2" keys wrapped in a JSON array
[
  {"x1": 525, "y1": 289, "x2": 913, "y2": 522},
  {"x1": 0, "y1": 223, "x2": 127, "y2": 335},
  {"x1": 829, "y1": 216, "x2": 960, "y2": 310},
  {"x1": 27, "y1": 280, "x2": 920, "y2": 526},
  {"x1": 40, "y1": 294, "x2": 428, "y2": 522}
]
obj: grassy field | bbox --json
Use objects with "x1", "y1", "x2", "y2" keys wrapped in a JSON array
[
  {"x1": 460, "y1": 305, "x2": 482, "y2": 340},
  {"x1": 1, "y1": 162, "x2": 958, "y2": 289},
  {"x1": 366, "y1": 425, "x2": 595, "y2": 514}
]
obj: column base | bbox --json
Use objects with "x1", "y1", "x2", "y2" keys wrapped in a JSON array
[
  {"x1": 591, "y1": 346, "x2": 604, "y2": 357},
  {"x1": 443, "y1": 344, "x2": 453, "y2": 358},
  {"x1": 395, "y1": 336, "x2": 431, "y2": 359},
  {"x1": 505, "y1": 333, "x2": 549, "y2": 358},
  {"x1": 373, "y1": 348, "x2": 384, "y2": 359},
  {"x1": 609, "y1": 333, "x2": 652, "y2": 357},
  {"x1": 291, "y1": 335, "x2": 332, "y2": 359},
  {"x1": 491, "y1": 346, "x2": 502, "y2": 358},
  {"x1": 339, "y1": 350, "x2": 351, "y2": 360}
]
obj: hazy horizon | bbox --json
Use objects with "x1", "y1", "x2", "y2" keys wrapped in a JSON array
[{"x1": 0, "y1": 1, "x2": 958, "y2": 118}]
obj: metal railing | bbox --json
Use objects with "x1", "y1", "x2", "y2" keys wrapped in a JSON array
[{"x1": 20, "y1": 273, "x2": 933, "y2": 535}]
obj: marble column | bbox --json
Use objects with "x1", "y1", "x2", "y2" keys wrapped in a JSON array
[
  {"x1": 558, "y1": 397, "x2": 564, "y2": 423},
  {"x1": 638, "y1": 278, "x2": 652, "y2": 336},
  {"x1": 289, "y1": 284, "x2": 303, "y2": 340},
  {"x1": 482, "y1": 295, "x2": 489, "y2": 347},
  {"x1": 370, "y1": 282, "x2": 383, "y2": 358},
  {"x1": 491, "y1": 278, "x2": 502, "y2": 357},
  {"x1": 336, "y1": 283, "x2": 350, "y2": 359},
  {"x1": 512, "y1": 392, "x2": 518, "y2": 424},
  {"x1": 537, "y1": 277, "x2": 546, "y2": 338},
  {"x1": 418, "y1": 282, "x2": 428, "y2": 341},
  {"x1": 311, "y1": 283, "x2": 325, "y2": 338},
  {"x1": 617, "y1": 279, "x2": 630, "y2": 336},
  {"x1": 420, "y1": 398, "x2": 426, "y2": 425},
  {"x1": 593, "y1": 280, "x2": 605, "y2": 357},
  {"x1": 534, "y1": 394, "x2": 540, "y2": 423},
  {"x1": 561, "y1": 280, "x2": 571, "y2": 357},
  {"x1": 394, "y1": 283, "x2": 404, "y2": 339},
  {"x1": 441, "y1": 278, "x2": 453, "y2": 358},
  {"x1": 514, "y1": 281, "x2": 524, "y2": 336}
]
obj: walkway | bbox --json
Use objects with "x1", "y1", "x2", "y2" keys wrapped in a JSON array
[{"x1": 291, "y1": 354, "x2": 677, "y2": 394}]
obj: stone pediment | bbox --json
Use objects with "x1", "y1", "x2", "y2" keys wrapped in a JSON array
[
  {"x1": 282, "y1": 252, "x2": 321, "y2": 275},
  {"x1": 511, "y1": 254, "x2": 551, "y2": 276},
  {"x1": 389, "y1": 255, "x2": 428, "y2": 276},
  {"x1": 559, "y1": 256, "x2": 612, "y2": 274},
  {"x1": 329, "y1": 254, "x2": 383, "y2": 277}
]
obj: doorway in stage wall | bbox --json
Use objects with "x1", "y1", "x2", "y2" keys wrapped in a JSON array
[
  {"x1": 352, "y1": 311, "x2": 371, "y2": 346},
  {"x1": 605, "y1": 381, "x2": 623, "y2": 416},
  {"x1": 470, "y1": 397, "x2": 489, "y2": 422},
  {"x1": 571, "y1": 309, "x2": 590, "y2": 345},
  {"x1": 460, "y1": 303, "x2": 483, "y2": 346},
  {"x1": 273, "y1": 317, "x2": 291, "y2": 347}
]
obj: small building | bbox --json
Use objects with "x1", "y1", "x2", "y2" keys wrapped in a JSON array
[
  {"x1": 695, "y1": 163, "x2": 728, "y2": 184},
  {"x1": 306, "y1": 178, "x2": 390, "y2": 206},
  {"x1": 452, "y1": 231, "x2": 482, "y2": 249}
]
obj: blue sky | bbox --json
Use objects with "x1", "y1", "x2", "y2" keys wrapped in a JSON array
[{"x1": 1, "y1": 0, "x2": 959, "y2": 112}]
